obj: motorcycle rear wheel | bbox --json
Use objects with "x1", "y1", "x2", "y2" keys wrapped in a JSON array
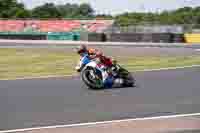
[{"x1": 118, "y1": 66, "x2": 135, "y2": 87}]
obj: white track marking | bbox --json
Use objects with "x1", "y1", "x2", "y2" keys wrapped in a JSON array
[
  {"x1": 135, "y1": 64, "x2": 200, "y2": 72},
  {"x1": 195, "y1": 49, "x2": 200, "y2": 51},
  {"x1": 1, "y1": 64, "x2": 200, "y2": 81},
  {"x1": 0, "y1": 113, "x2": 200, "y2": 133},
  {"x1": 0, "y1": 74, "x2": 78, "y2": 81}
]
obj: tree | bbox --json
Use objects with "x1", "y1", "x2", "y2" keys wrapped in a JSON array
[
  {"x1": 31, "y1": 3, "x2": 62, "y2": 19},
  {"x1": 78, "y1": 3, "x2": 94, "y2": 17},
  {"x1": 1, "y1": 0, "x2": 200, "y2": 26},
  {"x1": 114, "y1": 6, "x2": 200, "y2": 26},
  {"x1": 0, "y1": 0, "x2": 30, "y2": 18},
  {"x1": 57, "y1": 3, "x2": 94, "y2": 19},
  {"x1": 57, "y1": 3, "x2": 79, "y2": 18}
]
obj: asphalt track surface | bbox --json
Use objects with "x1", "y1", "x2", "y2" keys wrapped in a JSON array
[{"x1": 0, "y1": 67, "x2": 200, "y2": 131}]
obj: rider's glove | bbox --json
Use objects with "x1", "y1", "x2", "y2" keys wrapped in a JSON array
[{"x1": 75, "y1": 66, "x2": 81, "y2": 72}]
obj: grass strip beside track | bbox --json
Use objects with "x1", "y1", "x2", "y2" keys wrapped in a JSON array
[{"x1": 0, "y1": 48, "x2": 200, "y2": 80}]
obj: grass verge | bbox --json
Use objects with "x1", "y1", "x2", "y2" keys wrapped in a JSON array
[{"x1": 0, "y1": 48, "x2": 200, "y2": 80}]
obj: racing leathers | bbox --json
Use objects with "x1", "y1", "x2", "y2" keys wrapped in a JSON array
[{"x1": 76, "y1": 46, "x2": 118, "y2": 76}]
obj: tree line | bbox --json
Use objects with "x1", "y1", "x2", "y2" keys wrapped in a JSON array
[
  {"x1": 1, "y1": 0, "x2": 200, "y2": 26},
  {"x1": 115, "y1": 7, "x2": 200, "y2": 26},
  {"x1": 0, "y1": 0, "x2": 94, "y2": 19}
]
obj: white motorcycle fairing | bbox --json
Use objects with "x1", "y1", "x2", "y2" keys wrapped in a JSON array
[{"x1": 83, "y1": 61, "x2": 109, "y2": 83}]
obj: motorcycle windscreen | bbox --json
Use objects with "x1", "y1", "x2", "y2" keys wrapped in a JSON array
[{"x1": 81, "y1": 54, "x2": 91, "y2": 65}]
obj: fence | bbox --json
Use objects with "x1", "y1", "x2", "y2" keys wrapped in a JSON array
[
  {"x1": 105, "y1": 24, "x2": 200, "y2": 34},
  {"x1": 87, "y1": 33, "x2": 185, "y2": 43},
  {"x1": 0, "y1": 21, "x2": 200, "y2": 42},
  {"x1": 0, "y1": 20, "x2": 114, "y2": 33}
]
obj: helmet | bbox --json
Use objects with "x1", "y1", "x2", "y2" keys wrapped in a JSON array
[
  {"x1": 75, "y1": 45, "x2": 87, "y2": 54},
  {"x1": 88, "y1": 48, "x2": 96, "y2": 55}
]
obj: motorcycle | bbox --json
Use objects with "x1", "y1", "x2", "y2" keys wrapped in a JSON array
[{"x1": 75, "y1": 53, "x2": 135, "y2": 89}]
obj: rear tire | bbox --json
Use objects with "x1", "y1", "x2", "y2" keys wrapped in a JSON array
[
  {"x1": 123, "y1": 73, "x2": 135, "y2": 87},
  {"x1": 117, "y1": 66, "x2": 135, "y2": 87}
]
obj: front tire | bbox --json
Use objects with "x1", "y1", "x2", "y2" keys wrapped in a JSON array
[{"x1": 81, "y1": 67, "x2": 103, "y2": 89}]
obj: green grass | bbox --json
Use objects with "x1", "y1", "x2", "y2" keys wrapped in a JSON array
[
  {"x1": 119, "y1": 56, "x2": 200, "y2": 71},
  {"x1": 0, "y1": 48, "x2": 200, "y2": 80}
]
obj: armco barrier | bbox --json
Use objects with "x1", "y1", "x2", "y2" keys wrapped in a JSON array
[
  {"x1": 171, "y1": 34, "x2": 185, "y2": 43},
  {"x1": 141, "y1": 34, "x2": 153, "y2": 42},
  {"x1": 107, "y1": 33, "x2": 184, "y2": 43},
  {"x1": 0, "y1": 32, "x2": 185, "y2": 42},
  {"x1": 88, "y1": 33, "x2": 107, "y2": 42},
  {"x1": 151, "y1": 33, "x2": 173, "y2": 43},
  {"x1": 1, "y1": 40, "x2": 199, "y2": 49},
  {"x1": 47, "y1": 32, "x2": 74, "y2": 40},
  {"x1": 184, "y1": 34, "x2": 200, "y2": 43},
  {"x1": 108, "y1": 33, "x2": 173, "y2": 43},
  {"x1": 0, "y1": 32, "x2": 46, "y2": 40},
  {"x1": 0, "y1": 32, "x2": 81, "y2": 41},
  {"x1": 108, "y1": 33, "x2": 141, "y2": 42}
]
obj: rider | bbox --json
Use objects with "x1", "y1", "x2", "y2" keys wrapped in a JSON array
[{"x1": 75, "y1": 45, "x2": 118, "y2": 75}]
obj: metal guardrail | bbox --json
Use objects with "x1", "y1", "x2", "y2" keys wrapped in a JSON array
[
  {"x1": 0, "y1": 32, "x2": 81, "y2": 41},
  {"x1": 105, "y1": 25, "x2": 200, "y2": 34},
  {"x1": 0, "y1": 40, "x2": 199, "y2": 48}
]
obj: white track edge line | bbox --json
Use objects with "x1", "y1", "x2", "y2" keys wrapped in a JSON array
[
  {"x1": 195, "y1": 49, "x2": 200, "y2": 51},
  {"x1": 1, "y1": 64, "x2": 200, "y2": 81},
  {"x1": 0, "y1": 74, "x2": 78, "y2": 81},
  {"x1": 1, "y1": 113, "x2": 200, "y2": 133},
  {"x1": 136, "y1": 64, "x2": 200, "y2": 72}
]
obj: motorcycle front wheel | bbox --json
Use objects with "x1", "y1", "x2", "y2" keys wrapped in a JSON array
[{"x1": 81, "y1": 67, "x2": 104, "y2": 89}]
